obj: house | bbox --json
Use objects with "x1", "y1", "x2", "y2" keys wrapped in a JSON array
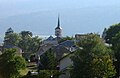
[
  {"x1": 75, "y1": 33, "x2": 100, "y2": 40},
  {"x1": 75, "y1": 34, "x2": 89, "y2": 40},
  {"x1": 59, "y1": 52, "x2": 74, "y2": 78},
  {"x1": 53, "y1": 40, "x2": 77, "y2": 60},
  {"x1": 36, "y1": 36, "x2": 58, "y2": 56},
  {"x1": 56, "y1": 40, "x2": 78, "y2": 78}
]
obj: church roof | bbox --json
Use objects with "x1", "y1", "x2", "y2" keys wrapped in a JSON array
[
  {"x1": 59, "y1": 40, "x2": 75, "y2": 47},
  {"x1": 46, "y1": 36, "x2": 54, "y2": 41}
]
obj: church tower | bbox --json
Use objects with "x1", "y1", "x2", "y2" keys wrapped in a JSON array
[{"x1": 55, "y1": 16, "x2": 62, "y2": 38}]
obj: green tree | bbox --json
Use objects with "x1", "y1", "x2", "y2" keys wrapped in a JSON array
[
  {"x1": 103, "y1": 23, "x2": 120, "y2": 44},
  {"x1": 111, "y1": 32, "x2": 120, "y2": 77},
  {"x1": 20, "y1": 31, "x2": 33, "y2": 38},
  {"x1": 4, "y1": 33, "x2": 21, "y2": 46},
  {"x1": 40, "y1": 48, "x2": 58, "y2": 70},
  {"x1": 58, "y1": 36, "x2": 74, "y2": 43},
  {"x1": 70, "y1": 34, "x2": 116, "y2": 78},
  {"x1": 18, "y1": 35, "x2": 32, "y2": 58},
  {"x1": 38, "y1": 70, "x2": 61, "y2": 78},
  {"x1": 103, "y1": 23, "x2": 120, "y2": 77},
  {"x1": 3, "y1": 29, "x2": 42, "y2": 59},
  {"x1": 37, "y1": 48, "x2": 60, "y2": 78},
  {"x1": 18, "y1": 31, "x2": 42, "y2": 59},
  {"x1": 29, "y1": 36, "x2": 42, "y2": 53},
  {"x1": 0, "y1": 49, "x2": 26, "y2": 78}
]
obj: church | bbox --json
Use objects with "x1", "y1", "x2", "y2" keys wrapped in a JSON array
[
  {"x1": 36, "y1": 16, "x2": 77, "y2": 59},
  {"x1": 36, "y1": 16, "x2": 63, "y2": 57},
  {"x1": 36, "y1": 16, "x2": 78, "y2": 78}
]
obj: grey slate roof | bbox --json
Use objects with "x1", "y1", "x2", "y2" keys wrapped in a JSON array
[
  {"x1": 46, "y1": 36, "x2": 54, "y2": 41},
  {"x1": 4, "y1": 45, "x2": 14, "y2": 48},
  {"x1": 59, "y1": 40, "x2": 75, "y2": 47}
]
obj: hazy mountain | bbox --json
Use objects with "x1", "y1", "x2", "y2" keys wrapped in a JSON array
[
  {"x1": 0, "y1": 37, "x2": 3, "y2": 43},
  {"x1": 0, "y1": 6, "x2": 120, "y2": 37}
]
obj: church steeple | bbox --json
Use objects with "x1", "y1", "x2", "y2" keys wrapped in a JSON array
[
  {"x1": 55, "y1": 16, "x2": 62, "y2": 30},
  {"x1": 57, "y1": 16, "x2": 60, "y2": 28},
  {"x1": 55, "y1": 16, "x2": 62, "y2": 37}
]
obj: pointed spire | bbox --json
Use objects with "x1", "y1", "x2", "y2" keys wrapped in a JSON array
[
  {"x1": 57, "y1": 15, "x2": 60, "y2": 27},
  {"x1": 55, "y1": 14, "x2": 62, "y2": 37},
  {"x1": 55, "y1": 15, "x2": 62, "y2": 29}
]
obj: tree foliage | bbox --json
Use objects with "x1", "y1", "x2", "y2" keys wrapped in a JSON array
[
  {"x1": 37, "y1": 48, "x2": 60, "y2": 78},
  {"x1": 20, "y1": 31, "x2": 33, "y2": 38},
  {"x1": 104, "y1": 23, "x2": 120, "y2": 44},
  {"x1": 58, "y1": 36, "x2": 74, "y2": 43},
  {"x1": 103, "y1": 23, "x2": 120, "y2": 77},
  {"x1": 71, "y1": 34, "x2": 116, "y2": 78},
  {"x1": 111, "y1": 32, "x2": 120, "y2": 77},
  {"x1": 0, "y1": 49, "x2": 26, "y2": 78},
  {"x1": 4, "y1": 33, "x2": 21, "y2": 46},
  {"x1": 40, "y1": 48, "x2": 58, "y2": 70},
  {"x1": 18, "y1": 31, "x2": 42, "y2": 59},
  {"x1": 3, "y1": 28, "x2": 42, "y2": 59}
]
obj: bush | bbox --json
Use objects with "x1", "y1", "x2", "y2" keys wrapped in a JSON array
[{"x1": 21, "y1": 75, "x2": 39, "y2": 78}]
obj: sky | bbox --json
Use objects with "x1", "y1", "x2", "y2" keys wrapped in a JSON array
[
  {"x1": 0, "y1": 0, "x2": 120, "y2": 18},
  {"x1": 0, "y1": 0, "x2": 120, "y2": 40}
]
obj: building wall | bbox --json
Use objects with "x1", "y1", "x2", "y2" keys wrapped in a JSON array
[
  {"x1": 60, "y1": 56, "x2": 72, "y2": 70},
  {"x1": 59, "y1": 54, "x2": 73, "y2": 78},
  {"x1": 53, "y1": 46, "x2": 71, "y2": 60}
]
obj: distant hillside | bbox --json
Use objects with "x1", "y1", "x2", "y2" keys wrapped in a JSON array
[
  {"x1": 0, "y1": 37, "x2": 3, "y2": 43},
  {"x1": 0, "y1": 6, "x2": 120, "y2": 36}
]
